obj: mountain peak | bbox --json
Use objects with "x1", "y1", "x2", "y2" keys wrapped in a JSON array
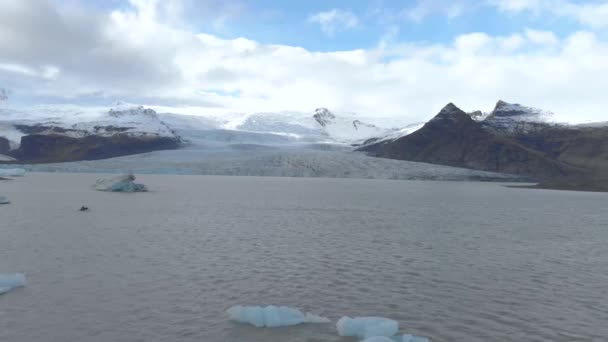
[
  {"x1": 313, "y1": 107, "x2": 336, "y2": 127},
  {"x1": 108, "y1": 105, "x2": 157, "y2": 118},
  {"x1": 430, "y1": 103, "x2": 468, "y2": 122},
  {"x1": 490, "y1": 100, "x2": 554, "y2": 120},
  {"x1": 440, "y1": 102, "x2": 461, "y2": 113}
]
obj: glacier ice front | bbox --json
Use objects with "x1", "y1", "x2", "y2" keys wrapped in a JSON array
[
  {"x1": 93, "y1": 174, "x2": 148, "y2": 192},
  {"x1": 227, "y1": 305, "x2": 330, "y2": 327},
  {"x1": 337, "y1": 316, "x2": 399, "y2": 338},
  {"x1": 0, "y1": 274, "x2": 26, "y2": 295}
]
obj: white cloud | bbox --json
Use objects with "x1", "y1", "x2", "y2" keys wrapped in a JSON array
[
  {"x1": 1, "y1": 0, "x2": 608, "y2": 123},
  {"x1": 574, "y1": 2, "x2": 608, "y2": 28},
  {"x1": 308, "y1": 9, "x2": 359, "y2": 36},
  {"x1": 525, "y1": 28, "x2": 559, "y2": 45},
  {"x1": 489, "y1": 0, "x2": 544, "y2": 11},
  {"x1": 490, "y1": 0, "x2": 608, "y2": 29}
]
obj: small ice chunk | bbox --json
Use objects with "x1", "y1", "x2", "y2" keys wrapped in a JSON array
[
  {"x1": 227, "y1": 305, "x2": 330, "y2": 327},
  {"x1": 0, "y1": 274, "x2": 26, "y2": 295},
  {"x1": 363, "y1": 335, "x2": 430, "y2": 342},
  {"x1": 337, "y1": 316, "x2": 399, "y2": 338},
  {"x1": 363, "y1": 337, "x2": 396, "y2": 342},
  {"x1": 93, "y1": 174, "x2": 148, "y2": 192},
  {"x1": 0, "y1": 196, "x2": 9, "y2": 204},
  {"x1": 0, "y1": 168, "x2": 26, "y2": 177},
  {"x1": 401, "y1": 334, "x2": 430, "y2": 342}
]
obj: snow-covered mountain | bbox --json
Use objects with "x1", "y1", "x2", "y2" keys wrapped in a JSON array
[
  {"x1": 311, "y1": 107, "x2": 398, "y2": 143},
  {"x1": 0, "y1": 103, "x2": 179, "y2": 148},
  {"x1": 0, "y1": 102, "x2": 418, "y2": 163},
  {"x1": 0, "y1": 103, "x2": 183, "y2": 162},
  {"x1": 480, "y1": 100, "x2": 561, "y2": 134}
]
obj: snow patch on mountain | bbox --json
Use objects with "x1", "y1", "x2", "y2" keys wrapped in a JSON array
[
  {"x1": 237, "y1": 111, "x2": 321, "y2": 138},
  {"x1": 312, "y1": 107, "x2": 397, "y2": 143},
  {"x1": 482, "y1": 100, "x2": 561, "y2": 134},
  {"x1": 70, "y1": 105, "x2": 177, "y2": 138},
  {"x1": 371, "y1": 122, "x2": 425, "y2": 143}
]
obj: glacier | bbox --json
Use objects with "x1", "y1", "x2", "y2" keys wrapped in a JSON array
[
  {"x1": 227, "y1": 305, "x2": 330, "y2": 327},
  {"x1": 337, "y1": 316, "x2": 399, "y2": 338},
  {"x1": 0, "y1": 274, "x2": 26, "y2": 295}
]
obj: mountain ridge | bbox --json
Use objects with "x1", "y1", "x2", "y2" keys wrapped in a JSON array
[{"x1": 359, "y1": 102, "x2": 608, "y2": 191}]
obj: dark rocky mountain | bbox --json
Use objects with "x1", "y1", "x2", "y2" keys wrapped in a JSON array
[
  {"x1": 7, "y1": 133, "x2": 180, "y2": 163},
  {"x1": 0, "y1": 137, "x2": 9, "y2": 154},
  {"x1": 359, "y1": 102, "x2": 608, "y2": 191},
  {"x1": 0, "y1": 105, "x2": 183, "y2": 164},
  {"x1": 312, "y1": 108, "x2": 335, "y2": 127}
]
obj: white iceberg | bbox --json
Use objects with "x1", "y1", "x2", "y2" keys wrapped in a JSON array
[
  {"x1": 0, "y1": 168, "x2": 26, "y2": 177},
  {"x1": 0, "y1": 274, "x2": 26, "y2": 295},
  {"x1": 227, "y1": 305, "x2": 330, "y2": 328},
  {"x1": 93, "y1": 174, "x2": 148, "y2": 192},
  {"x1": 0, "y1": 196, "x2": 9, "y2": 204},
  {"x1": 337, "y1": 316, "x2": 399, "y2": 338}
]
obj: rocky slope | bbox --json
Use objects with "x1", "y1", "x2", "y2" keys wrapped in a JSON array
[
  {"x1": 358, "y1": 101, "x2": 608, "y2": 191},
  {"x1": 359, "y1": 103, "x2": 577, "y2": 180}
]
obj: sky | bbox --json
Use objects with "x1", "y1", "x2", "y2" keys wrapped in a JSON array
[{"x1": 1, "y1": 0, "x2": 608, "y2": 123}]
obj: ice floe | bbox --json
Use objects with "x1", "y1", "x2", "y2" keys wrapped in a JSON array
[
  {"x1": 0, "y1": 168, "x2": 26, "y2": 177},
  {"x1": 363, "y1": 335, "x2": 429, "y2": 342},
  {"x1": 227, "y1": 305, "x2": 330, "y2": 327},
  {"x1": 337, "y1": 316, "x2": 399, "y2": 338},
  {"x1": 0, "y1": 274, "x2": 26, "y2": 295}
]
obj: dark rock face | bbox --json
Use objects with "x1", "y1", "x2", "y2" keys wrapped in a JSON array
[
  {"x1": 0, "y1": 137, "x2": 10, "y2": 154},
  {"x1": 513, "y1": 126, "x2": 608, "y2": 171},
  {"x1": 313, "y1": 108, "x2": 335, "y2": 127},
  {"x1": 359, "y1": 103, "x2": 579, "y2": 181},
  {"x1": 8, "y1": 134, "x2": 181, "y2": 163},
  {"x1": 14, "y1": 124, "x2": 78, "y2": 135}
]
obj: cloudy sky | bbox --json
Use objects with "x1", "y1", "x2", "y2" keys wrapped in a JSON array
[{"x1": 1, "y1": 0, "x2": 607, "y2": 122}]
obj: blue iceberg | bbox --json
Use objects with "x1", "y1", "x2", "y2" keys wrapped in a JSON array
[
  {"x1": 0, "y1": 274, "x2": 26, "y2": 295},
  {"x1": 337, "y1": 316, "x2": 399, "y2": 338},
  {"x1": 0, "y1": 196, "x2": 9, "y2": 205},
  {"x1": 363, "y1": 335, "x2": 429, "y2": 342},
  {"x1": 0, "y1": 168, "x2": 26, "y2": 177},
  {"x1": 227, "y1": 305, "x2": 330, "y2": 328},
  {"x1": 93, "y1": 174, "x2": 148, "y2": 192}
]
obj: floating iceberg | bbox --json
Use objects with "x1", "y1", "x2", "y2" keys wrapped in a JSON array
[
  {"x1": 0, "y1": 274, "x2": 26, "y2": 295},
  {"x1": 0, "y1": 196, "x2": 9, "y2": 204},
  {"x1": 0, "y1": 168, "x2": 26, "y2": 177},
  {"x1": 93, "y1": 174, "x2": 148, "y2": 192},
  {"x1": 363, "y1": 335, "x2": 429, "y2": 342},
  {"x1": 337, "y1": 316, "x2": 399, "y2": 338},
  {"x1": 401, "y1": 334, "x2": 430, "y2": 342},
  {"x1": 227, "y1": 305, "x2": 330, "y2": 328},
  {"x1": 363, "y1": 337, "x2": 396, "y2": 342}
]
